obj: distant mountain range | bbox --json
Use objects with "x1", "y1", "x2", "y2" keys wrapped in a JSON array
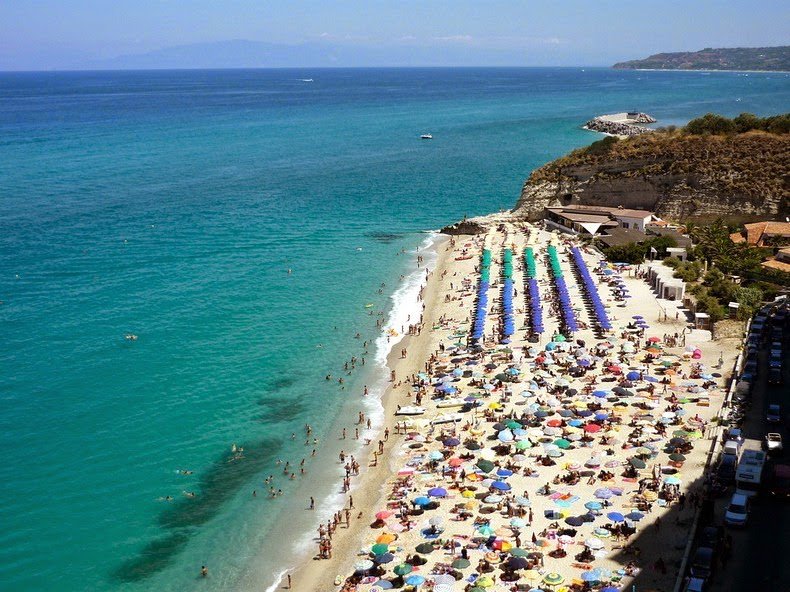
[
  {"x1": 613, "y1": 46, "x2": 790, "y2": 72},
  {"x1": 82, "y1": 39, "x2": 541, "y2": 70}
]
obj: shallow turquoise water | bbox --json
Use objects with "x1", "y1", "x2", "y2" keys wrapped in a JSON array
[{"x1": 0, "y1": 67, "x2": 787, "y2": 591}]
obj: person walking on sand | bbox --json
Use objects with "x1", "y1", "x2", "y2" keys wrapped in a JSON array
[{"x1": 286, "y1": 574, "x2": 292, "y2": 589}]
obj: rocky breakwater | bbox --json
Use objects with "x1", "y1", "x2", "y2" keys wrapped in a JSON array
[{"x1": 584, "y1": 112, "x2": 657, "y2": 137}]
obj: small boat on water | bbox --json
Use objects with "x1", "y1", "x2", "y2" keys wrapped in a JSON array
[
  {"x1": 396, "y1": 405, "x2": 426, "y2": 416},
  {"x1": 420, "y1": 133, "x2": 433, "y2": 140}
]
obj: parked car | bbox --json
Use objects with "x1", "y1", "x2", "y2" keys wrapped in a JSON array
[
  {"x1": 767, "y1": 404, "x2": 782, "y2": 423},
  {"x1": 765, "y1": 433, "x2": 783, "y2": 454},
  {"x1": 699, "y1": 525, "x2": 720, "y2": 550},
  {"x1": 724, "y1": 493, "x2": 750, "y2": 527},
  {"x1": 769, "y1": 368, "x2": 783, "y2": 385},
  {"x1": 717, "y1": 455, "x2": 737, "y2": 484},
  {"x1": 682, "y1": 576, "x2": 707, "y2": 592},
  {"x1": 690, "y1": 546, "x2": 715, "y2": 578}
]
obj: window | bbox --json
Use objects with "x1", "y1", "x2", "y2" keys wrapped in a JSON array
[{"x1": 622, "y1": 222, "x2": 629, "y2": 229}]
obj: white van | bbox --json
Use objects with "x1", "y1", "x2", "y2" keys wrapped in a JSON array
[{"x1": 724, "y1": 493, "x2": 749, "y2": 527}]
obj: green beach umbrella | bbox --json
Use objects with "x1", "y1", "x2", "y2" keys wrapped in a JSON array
[
  {"x1": 476, "y1": 459, "x2": 495, "y2": 473},
  {"x1": 516, "y1": 440, "x2": 532, "y2": 450},
  {"x1": 554, "y1": 438, "x2": 572, "y2": 449},
  {"x1": 629, "y1": 457, "x2": 647, "y2": 469},
  {"x1": 505, "y1": 419, "x2": 522, "y2": 429},
  {"x1": 371, "y1": 543, "x2": 389, "y2": 555},
  {"x1": 509, "y1": 548, "x2": 529, "y2": 557},
  {"x1": 415, "y1": 542, "x2": 434, "y2": 554},
  {"x1": 393, "y1": 563, "x2": 413, "y2": 576},
  {"x1": 452, "y1": 558, "x2": 471, "y2": 569},
  {"x1": 669, "y1": 453, "x2": 686, "y2": 462},
  {"x1": 553, "y1": 334, "x2": 567, "y2": 342},
  {"x1": 544, "y1": 572, "x2": 565, "y2": 586}
]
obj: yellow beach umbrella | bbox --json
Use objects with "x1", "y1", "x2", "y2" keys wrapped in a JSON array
[
  {"x1": 376, "y1": 533, "x2": 397, "y2": 544},
  {"x1": 462, "y1": 489, "x2": 476, "y2": 498}
]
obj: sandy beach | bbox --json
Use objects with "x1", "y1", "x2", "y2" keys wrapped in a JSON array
[{"x1": 287, "y1": 221, "x2": 740, "y2": 592}]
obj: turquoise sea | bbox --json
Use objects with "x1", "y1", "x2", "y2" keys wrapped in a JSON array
[{"x1": 1, "y1": 67, "x2": 788, "y2": 591}]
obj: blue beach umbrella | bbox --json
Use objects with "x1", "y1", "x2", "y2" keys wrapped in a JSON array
[
  {"x1": 428, "y1": 487, "x2": 448, "y2": 497},
  {"x1": 607, "y1": 512, "x2": 625, "y2": 522},
  {"x1": 405, "y1": 574, "x2": 426, "y2": 586},
  {"x1": 413, "y1": 496, "x2": 430, "y2": 506}
]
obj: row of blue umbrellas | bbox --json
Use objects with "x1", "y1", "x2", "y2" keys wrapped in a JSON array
[
  {"x1": 571, "y1": 247, "x2": 612, "y2": 331},
  {"x1": 501, "y1": 249, "x2": 515, "y2": 339},
  {"x1": 547, "y1": 246, "x2": 579, "y2": 333},
  {"x1": 471, "y1": 249, "x2": 491, "y2": 341}
]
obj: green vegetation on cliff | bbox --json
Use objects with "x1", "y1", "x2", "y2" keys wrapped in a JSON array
[
  {"x1": 522, "y1": 113, "x2": 789, "y2": 222},
  {"x1": 613, "y1": 46, "x2": 790, "y2": 71}
]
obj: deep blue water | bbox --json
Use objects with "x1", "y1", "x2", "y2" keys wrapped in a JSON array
[{"x1": 1, "y1": 67, "x2": 787, "y2": 591}]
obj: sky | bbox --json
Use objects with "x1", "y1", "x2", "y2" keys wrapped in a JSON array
[{"x1": 0, "y1": 0, "x2": 788, "y2": 70}]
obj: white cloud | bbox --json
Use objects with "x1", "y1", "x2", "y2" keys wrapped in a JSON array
[{"x1": 433, "y1": 35, "x2": 474, "y2": 43}]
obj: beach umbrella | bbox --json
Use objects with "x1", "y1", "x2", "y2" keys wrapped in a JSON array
[
  {"x1": 626, "y1": 371, "x2": 641, "y2": 381},
  {"x1": 374, "y1": 580, "x2": 394, "y2": 589},
  {"x1": 484, "y1": 494, "x2": 503, "y2": 504},
  {"x1": 405, "y1": 574, "x2": 426, "y2": 586},
  {"x1": 584, "y1": 423, "x2": 601, "y2": 433},
  {"x1": 669, "y1": 453, "x2": 686, "y2": 462},
  {"x1": 554, "y1": 438, "x2": 572, "y2": 449},
  {"x1": 594, "y1": 488, "x2": 613, "y2": 499},
  {"x1": 565, "y1": 516, "x2": 584, "y2": 526},
  {"x1": 374, "y1": 552, "x2": 395, "y2": 564},
  {"x1": 428, "y1": 487, "x2": 448, "y2": 497},
  {"x1": 491, "y1": 480, "x2": 511, "y2": 491},
  {"x1": 601, "y1": 587, "x2": 619, "y2": 592},
  {"x1": 664, "y1": 475, "x2": 681, "y2": 485},
  {"x1": 607, "y1": 512, "x2": 625, "y2": 522},
  {"x1": 375, "y1": 511, "x2": 393, "y2": 520},
  {"x1": 393, "y1": 563, "x2": 413, "y2": 576},
  {"x1": 429, "y1": 450, "x2": 444, "y2": 461},
  {"x1": 415, "y1": 542, "x2": 434, "y2": 554},
  {"x1": 581, "y1": 570, "x2": 601, "y2": 582},
  {"x1": 451, "y1": 558, "x2": 471, "y2": 569},
  {"x1": 584, "y1": 501, "x2": 602, "y2": 511},
  {"x1": 476, "y1": 576, "x2": 495, "y2": 588},
  {"x1": 413, "y1": 496, "x2": 430, "y2": 506},
  {"x1": 496, "y1": 468, "x2": 513, "y2": 477},
  {"x1": 476, "y1": 524, "x2": 496, "y2": 537},
  {"x1": 376, "y1": 533, "x2": 397, "y2": 544},
  {"x1": 584, "y1": 538, "x2": 605, "y2": 550},
  {"x1": 543, "y1": 573, "x2": 564, "y2": 586},
  {"x1": 354, "y1": 560, "x2": 374, "y2": 572},
  {"x1": 371, "y1": 543, "x2": 390, "y2": 555},
  {"x1": 505, "y1": 556, "x2": 529, "y2": 571},
  {"x1": 476, "y1": 459, "x2": 495, "y2": 473},
  {"x1": 629, "y1": 457, "x2": 647, "y2": 469},
  {"x1": 514, "y1": 496, "x2": 531, "y2": 507},
  {"x1": 626, "y1": 511, "x2": 645, "y2": 521},
  {"x1": 429, "y1": 516, "x2": 444, "y2": 528}
]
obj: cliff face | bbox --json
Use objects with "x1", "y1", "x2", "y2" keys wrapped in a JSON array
[{"x1": 513, "y1": 131, "x2": 789, "y2": 223}]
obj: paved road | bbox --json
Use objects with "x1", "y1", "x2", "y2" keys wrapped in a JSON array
[{"x1": 708, "y1": 312, "x2": 790, "y2": 592}]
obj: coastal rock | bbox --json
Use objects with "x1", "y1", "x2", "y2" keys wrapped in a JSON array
[{"x1": 513, "y1": 129, "x2": 789, "y2": 223}]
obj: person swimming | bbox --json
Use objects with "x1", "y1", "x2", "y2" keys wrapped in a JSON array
[{"x1": 125, "y1": 334, "x2": 138, "y2": 341}]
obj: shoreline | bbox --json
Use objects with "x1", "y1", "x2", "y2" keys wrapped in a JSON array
[
  {"x1": 283, "y1": 220, "x2": 741, "y2": 592},
  {"x1": 619, "y1": 67, "x2": 790, "y2": 74},
  {"x1": 285, "y1": 233, "x2": 454, "y2": 591}
]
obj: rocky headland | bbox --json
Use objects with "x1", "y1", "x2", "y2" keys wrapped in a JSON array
[{"x1": 512, "y1": 117, "x2": 789, "y2": 223}]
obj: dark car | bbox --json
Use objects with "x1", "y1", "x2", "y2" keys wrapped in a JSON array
[
  {"x1": 717, "y1": 455, "x2": 737, "y2": 484},
  {"x1": 699, "y1": 526, "x2": 720, "y2": 550},
  {"x1": 690, "y1": 546, "x2": 715, "y2": 579}
]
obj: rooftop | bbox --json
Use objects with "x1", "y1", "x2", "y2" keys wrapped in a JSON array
[{"x1": 550, "y1": 204, "x2": 654, "y2": 219}]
